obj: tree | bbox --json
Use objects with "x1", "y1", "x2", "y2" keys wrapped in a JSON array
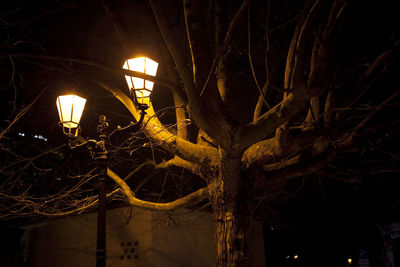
[{"x1": 1, "y1": 0, "x2": 400, "y2": 266}]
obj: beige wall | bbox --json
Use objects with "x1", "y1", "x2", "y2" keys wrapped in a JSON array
[
  {"x1": 151, "y1": 210, "x2": 216, "y2": 267},
  {"x1": 24, "y1": 207, "x2": 214, "y2": 267},
  {"x1": 23, "y1": 207, "x2": 265, "y2": 267}
]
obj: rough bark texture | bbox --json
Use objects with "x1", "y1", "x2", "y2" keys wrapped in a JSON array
[{"x1": 208, "y1": 151, "x2": 251, "y2": 266}]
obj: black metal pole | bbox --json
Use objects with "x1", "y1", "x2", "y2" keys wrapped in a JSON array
[
  {"x1": 95, "y1": 115, "x2": 108, "y2": 267},
  {"x1": 94, "y1": 115, "x2": 109, "y2": 267},
  {"x1": 96, "y1": 164, "x2": 107, "y2": 267}
]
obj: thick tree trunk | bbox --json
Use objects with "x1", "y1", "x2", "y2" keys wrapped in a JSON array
[{"x1": 208, "y1": 152, "x2": 252, "y2": 267}]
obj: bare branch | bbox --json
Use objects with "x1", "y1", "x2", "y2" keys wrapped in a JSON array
[
  {"x1": 107, "y1": 168, "x2": 209, "y2": 210},
  {"x1": 0, "y1": 86, "x2": 47, "y2": 140},
  {"x1": 248, "y1": 7, "x2": 270, "y2": 112},
  {"x1": 344, "y1": 89, "x2": 400, "y2": 146},
  {"x1": 2, "y1": 51, "x2": 187, "y2": 102},
  {"x1": 32, "y1": 189, "x2": 121, "y2": 217}
]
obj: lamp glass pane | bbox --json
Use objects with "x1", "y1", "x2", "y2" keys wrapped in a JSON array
[
  {"x1": 132, "y1": 77, "x2": 144, "y2": 89},
  {"x1": 57, "y1": 95, "x2": 72, "y2": 124},
  {"x1": 71, "y1": 95, "x2": 86, "y2": 125},
  {"x1": 124, "y1": 75, "x2": 134, "y2": 89},
  {"x1": 144, "y1": 81, "x2": 154, "y2": 91},
  {"x1": 144, "y1": 58, "x2": 158, "y2": 76},
  {"x1": 130, "y1": 57, "x2": 145, "y2": 72},
  {"x1": 56, "y1": 96, "x2": 67, "y2": 122}
]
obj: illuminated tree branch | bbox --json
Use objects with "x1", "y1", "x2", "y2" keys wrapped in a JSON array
[{"x1": 107, "y1": 168, "x2": 209, "y2": 210}]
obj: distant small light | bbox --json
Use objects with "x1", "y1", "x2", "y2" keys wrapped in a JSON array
[
  {"x1": 33, "y1": 134, "x2": 48, "y2": 141},
  {"x1": 294, "y1": 254, "x2": 299, "y2": 260},
  {"x1": 56, "y1": 177, "x2": 61, "y2": 181},
  {"x1": 286, "y1": 256, "x2": 290, "y2": 259},
  {"x1": 18, "y1": 132, "x2": 25, "y2": 137},
  {"x1": 348, "y1": 258, "x2": 352, "y2": 264}
]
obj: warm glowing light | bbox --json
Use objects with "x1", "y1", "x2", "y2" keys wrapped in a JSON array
[
  {"x1": 348, "y1": 258, "x2": 352, "y2": 264},
  {"x1": 294, "y1": 255, "x2": 299, "y2": 260},
  {"x1": 123, "y1": 57, "x2": 158, "y2": 107},
  {"x1": 56, "y1": 94, "x2": 86, "y2": 136}
]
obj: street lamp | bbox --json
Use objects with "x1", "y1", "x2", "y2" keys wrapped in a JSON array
[
  {"x1": 56, "y1": 95, "x2": 109, "y2": 267},
  {"x1": 56, "y1": 57, "x2": 158, "y2": 267},
  {"x1": 56, "y1": 94, "x2": 86, "y2": 137},
  {"x1": 123, "y1": 57, "x2": 158, "y2": 109}
]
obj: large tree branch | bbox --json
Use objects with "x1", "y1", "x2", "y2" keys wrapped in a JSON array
[
  {"x1": 242, "y1": 125, "x2": 318, "y2": 168},
  {"x1": 200, "y1": 0, "x2": 250, "y2": 97},
  {"x1": 283, "y1": 21, "x2": 300, "y2": 100},
  {"x1": 97, "y1": 81, "x2": 219, "y2": 168},
  {"x1": 181, "y1": 0, "x2": 237, "y2": 148},
  {"x1": 155, "y1": 156, "x2": 206, "y2": 178},
  {"x1": 214, "y1": 0, "x2": 228, "y2": 101},
  {"x1": 248, "y1": 7, "x2": 269, "y2": 116},
  {"x1": 107, "y1": 168, "x2": 209, "y2": 210},
  {"x1": 260, "y1": 149, "x2": 336, "y2": 187},
  {"x1": 149, "y1": 0, "x2": 194, "y2": 91},
  {"x1": 172, "y1": 91, "x2": 189, "y2": 140},
  {"x1": 150, "y1": 0, "x2": 236, "y2": 151},
  {"x1": 161, "y1": 46, "x2": 189, "y2": 140},
  {"x1": 253, "y1": 1, "x2": 287, "y2": 121},
  {"x1": 234, "y1": 91, "x2": 310, "y2": 151},
  {"x1": 305, "y1": 1, "x2": 348, "y2": 125},
  {"x1": 233, "y1": 1, "x2": 333, "y2": 151},
  {"x1": 258, "y1": 89, "x2": 400, "y2": 186}
]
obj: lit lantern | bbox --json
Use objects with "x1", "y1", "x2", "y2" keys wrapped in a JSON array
[
  {"x1": 56, "y1": 94, "x2": 86, "y2": 137},
  {"x1": 123, "y1": 57, "x2": 158, "y2": 109}
]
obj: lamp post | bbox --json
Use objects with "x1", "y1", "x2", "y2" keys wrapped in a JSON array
[{"x1": 56, "y1": 57, "x2": 158, "y2": 267}]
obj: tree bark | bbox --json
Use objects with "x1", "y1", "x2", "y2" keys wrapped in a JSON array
[{"x1": 208, "y1": 151, "x2": 251, "y2": 267}]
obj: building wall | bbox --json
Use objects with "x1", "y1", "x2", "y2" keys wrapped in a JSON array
[
  {"x1": 23, "y1": 207, "x2": 214, "y2": 267},
  {"x1": 151, "y1": 209, "x2": 216, "y2": 267},
  {"x1": 23, "y1": 207, "x2": 265, "y2": 267}
]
